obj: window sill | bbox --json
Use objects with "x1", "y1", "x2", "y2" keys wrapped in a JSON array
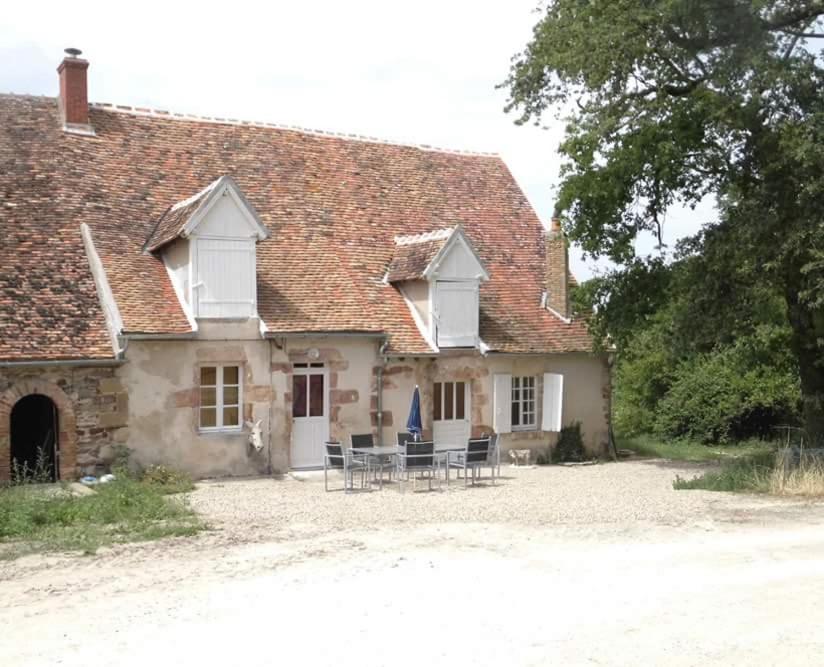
[
  {"x1": 198, "y1": 427, "x2": 244, "y2": 436},
  {"x1": 511, "y1": 425, "x2": 538, "y2": 433}
]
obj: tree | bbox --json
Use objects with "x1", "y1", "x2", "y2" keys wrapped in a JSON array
[{"x1": 504, "y1": 0, "x2": 824, "y2": 439}]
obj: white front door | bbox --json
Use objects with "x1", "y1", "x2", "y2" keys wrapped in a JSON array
[
  {"x1": 290, "y1": 364, "x2": 329, "y2": 469},
  {"x1": 432, "y1": 381, "x2": 471, "y2": 446}
]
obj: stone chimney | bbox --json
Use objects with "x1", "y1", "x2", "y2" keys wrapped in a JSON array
[
  {"x1": 546, "y1": 216, "x2": 570, "y2": 319},
  {"x1": 58, "y1": 48, "x2": 94, "y2": 135}
]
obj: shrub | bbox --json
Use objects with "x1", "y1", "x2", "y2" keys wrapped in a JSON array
[
  {"x1": 654, "y1": 326, "x2": 800, "y2": 444},
  {"x1": 141, "y1": 465, "x2": 195, "y2": 494},
  {"x1": 111, "y1": 444, "x2": 135, "y2": 478},
  {"x1": 552, "y1": 422, "x2": 587, "y2": 463}
]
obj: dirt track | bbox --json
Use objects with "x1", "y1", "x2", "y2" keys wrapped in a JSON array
[{"x1": 3, "y1": 461, "x2": 824, "y2": 666}]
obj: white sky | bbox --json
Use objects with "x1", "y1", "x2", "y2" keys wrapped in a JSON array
[{"x1": 1, "y1": 0, "x2": 713, "y2": 279}]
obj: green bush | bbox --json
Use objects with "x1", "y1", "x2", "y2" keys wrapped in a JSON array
[
  {"x1": 654, "y1": 326, "x2": 800, "y2": 443},
  {"x1": 552, "y1": 422, "x2": 587, "y2": 463},
  {"x1": 141, "y1": 465, "x2": 195, "y2": 494}
]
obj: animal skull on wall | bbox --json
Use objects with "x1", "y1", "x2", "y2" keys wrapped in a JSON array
[{"x1": 245, "y1": 419, "x2": 264, "y2": 452}]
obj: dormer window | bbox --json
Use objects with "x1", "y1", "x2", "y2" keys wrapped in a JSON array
[
  {"x1": 387, "y1": 226, "x2": 489, "y2": 349},
  {"x1": 145, "y1": 176, "x2": 269, "y2": 321}
]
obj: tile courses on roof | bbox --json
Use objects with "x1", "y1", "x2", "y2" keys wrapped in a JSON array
[
  {"x1": 0, "y1": 94, "x2": 594, "y2": 360},
  {"x1": 143, "y1": 179, "x2": 220, "y2": 252},
  {"x1": 385, "y1": 228, "x2": 453, "y2": 282}
]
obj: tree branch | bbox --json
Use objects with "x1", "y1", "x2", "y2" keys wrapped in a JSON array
[{"x1": 780, "y1": 30, "x2": 824, "y2": 38}]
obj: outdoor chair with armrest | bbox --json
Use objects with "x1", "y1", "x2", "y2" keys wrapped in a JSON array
[
  {"x1": 446, "y1": 437, "x2": 493, "y2": 488},
  {"x1": 324, "y1": 441, "x2": 370, "y2": 493},
  {"x1": 480, "y1": 432, "x2": 501, "y2": 480},
  {"x1": 396, "y1": 432, "x2": 415, "y2": 447},
  {"x1": 350, "y1": 433, "x2": 394, "y2": 487},
  {"x1": 396, "y1": 440, "x2": 439, "y2": 492}
]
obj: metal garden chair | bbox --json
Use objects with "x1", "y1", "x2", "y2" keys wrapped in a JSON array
[
  {"x1": 350, "y1": 433, "x2": 394, "y2": 488},
  {"x1": 396, "y1": 432, "x2": 415, "y2": 446},
  {"x1": 396, "y1": 440, "x2": 439, "y2": 492},
  {"x1": 446, "y1": 437, "x2": 493, "y2": 487},
  {"x1": 324, "y1": 441, "x2": 370, "y2": 493}
]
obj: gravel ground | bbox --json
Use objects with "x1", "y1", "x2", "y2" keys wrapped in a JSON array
[
  {"x1": 188, "y1": 459, "x2": 813, "y2": 542},
  {"x1": 4, "y1": 460, "x2": 824, "y2": 666}
]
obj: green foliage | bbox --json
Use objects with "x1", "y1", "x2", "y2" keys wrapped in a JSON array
[
  {"x1": 552, "y1": 422, "x2": 587, "y2": 462},
  {"x1": 111, "y1": 444, "x2": 134, "y2": 478},
  {"x1": 600, "y1": 226, "x2": 802, "y2": 442},
  {"x1": 504, "y1": 0, "x2": 824, "y2": 436},
  {"x1": 654, "y1": 326, "x2": 800, "y2": 442},
  {"x1": 141, "y1": 465, "x2": 195, "y2": 495},
  {"x1": 0, "y1": 477, "x2": 203, "y2": 558}
]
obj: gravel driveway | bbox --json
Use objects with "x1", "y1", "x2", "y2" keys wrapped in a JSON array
[{"x1": 3, "y1": 460, "x2": 824, "y2": 666}]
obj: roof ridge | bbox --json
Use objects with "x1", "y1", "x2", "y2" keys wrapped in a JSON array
[
  {"x1": 394, "y1": 227, "x2": 455, "y2": 246},
  {"x1": 88, "y1": 101, "x2": 500, "y2": 158}
]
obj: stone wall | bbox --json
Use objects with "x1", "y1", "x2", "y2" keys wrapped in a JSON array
[{"x1": 0, "y1": 364, "x2": 129, "y2": 481}]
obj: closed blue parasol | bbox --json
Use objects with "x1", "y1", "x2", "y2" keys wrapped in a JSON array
[{"x1": 406, "y1": 385, "x2": 422, "y2": 441}]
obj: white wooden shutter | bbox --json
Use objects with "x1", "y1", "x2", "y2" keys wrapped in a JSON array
[
  {"x1": 436, "y1": 281, "x2": 478, "y2": 347},
  {"x1": 195, "y1": 238, "x2": 255, "y2": 318},
  {"x1": 542, "y1": 373, "x2": 564, "y2": 432},
  {"x1": 492, "y1": 373, "x2": 512, "y2": 434}
]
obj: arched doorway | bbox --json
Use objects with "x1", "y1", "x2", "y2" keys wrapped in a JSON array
[{"x1": 10, "y1": 394, "x2": 59, "y2": 482}]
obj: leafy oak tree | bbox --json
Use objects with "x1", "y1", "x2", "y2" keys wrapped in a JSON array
[{"x1": 504, "y1": 1, "x2": 824, "y2": 438}]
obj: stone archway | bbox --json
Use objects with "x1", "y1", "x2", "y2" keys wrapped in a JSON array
[{"x1": 0, "y1": 379, "x2": 77, "y2": 482}]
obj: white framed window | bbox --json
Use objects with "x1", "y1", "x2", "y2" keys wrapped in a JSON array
[
  {"x1": 433, "y1": 381, "x2": 467, "y2": 422},
  {"x1": 511, "y1": 376, "x2": 536, "y2": 431},
  {"x1": 199, "y1": 365, "x2": 242, "y2": 431}
]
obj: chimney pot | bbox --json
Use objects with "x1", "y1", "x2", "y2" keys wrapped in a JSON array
[{"x1": 58, "y1": 48, "x2": 93, "y2": 134}]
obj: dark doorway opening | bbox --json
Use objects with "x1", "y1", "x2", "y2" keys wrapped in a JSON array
[{"x1": 10, "y1": 394, "x2": 58, "y2": 482}]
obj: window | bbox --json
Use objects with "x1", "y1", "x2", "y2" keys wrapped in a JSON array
[
  {"x1": 199, "y1": 365, "x2": 241, "y2": 430},
  {"x1": 433, "y1": 381, "x2": 466, "y2": 421},
  {"x1": 511, "y1": 376, "x2": 536, "y2": 430},
  {"x1": 292, "y1": 365, "x2": 325, "y2": 418}
]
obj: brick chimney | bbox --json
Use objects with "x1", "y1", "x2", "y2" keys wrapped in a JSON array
[
  {"x1": 545, "y1": 216, "x2": 570, "y2": 320},
  {"x1": 58, "y1": 48, "x2": 94, "y2": 135}
]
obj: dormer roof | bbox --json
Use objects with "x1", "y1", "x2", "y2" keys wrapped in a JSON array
[
  {"x1": 144, "y1": 175, "x2": 269, "y2": 252},
  {"x1": 387, "y1": 226, "x2": 489, "y2": 283}
]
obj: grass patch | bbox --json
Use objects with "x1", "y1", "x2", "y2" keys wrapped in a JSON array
[
  {"x1": 769, "y1": 453, "x2": 824, "y2": 496},
  {"x1": 140, "y1": 465, "x2": 196, "y2": 495},
  {"x1": 620, "y1": 433, "x2": 774, "y2": 463},
  {"x1": 673, "y1": 450, "x2": 824, "y2": 497},
  {"x1": 673, "y1": 452, "x2": 775, "y2": 492},
  {"x1": 0, "y1": 477, "x2": 204, "y2": 559}
]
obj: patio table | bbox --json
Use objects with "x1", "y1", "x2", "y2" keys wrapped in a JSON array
[
  {"x1": 351, "y1": 444, "x2": 466, "y2": 489},
  {"x1": 351, "y1": 446, "x2": 398, "y2": 489}
]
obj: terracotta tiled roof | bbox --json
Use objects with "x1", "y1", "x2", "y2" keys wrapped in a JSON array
[
  {"x1": 386, "y1": 230, "x2": 452, "y2": 282},
  {"x1": 0, "y1": 95, "x2": 595, "y2": 359},
  {"x1": 0, "y1": 96, "x2": 113, "y2": 361},
  {"x1": 144, "y1": 179, "x2": 220, "y2": 252}
]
